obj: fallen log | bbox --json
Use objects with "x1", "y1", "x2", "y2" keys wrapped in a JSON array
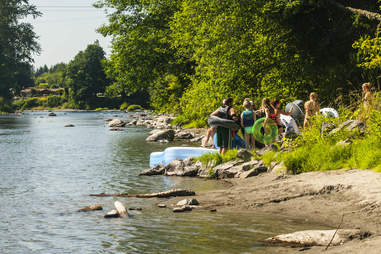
[
  {"x1": 77, "y1": 204, "x2": 103, "y2": 212},
  {"x1": 89, "y1": 192, "x2": 129, "y2": 197},
  {"x1": 114, "y1": 201, "x2": 128, "y2": 217},
  {"x1": 90, "y1": 189, "x2": 195, "y2": 198},
  {"x1": 133, "y1": 189, "x2": 195, "y2": 198}
]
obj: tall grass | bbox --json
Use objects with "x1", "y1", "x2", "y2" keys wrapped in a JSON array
[{"x1": 265, "y1": 92, "x2": 381, "y2": 173}]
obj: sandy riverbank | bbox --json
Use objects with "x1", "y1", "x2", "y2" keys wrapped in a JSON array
[{"x1": 167, "y1": 169, "x2": 381, "y2": 253}]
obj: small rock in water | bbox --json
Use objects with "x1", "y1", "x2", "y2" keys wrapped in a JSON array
[
  {"x1": 104, "y1": 209, "x2": 120, "y2": 218},
  {"x1": 210, "y1": 208, "x2": 217, "y2": 212},
  {"x1": 77, "y1": 204, "x2": 103, "y2": 212},
  {"x1": 176, "y1": 198, "x2": 199, "y2": 207},
  {"x1": 64, "y1": 124, "x2": 75, "y2": 127},
  {"x1": 173, "y1": 205, "x2": 192, "y2": 213},
  {"x1": 158, "y1": 204, "x2": 167, "y2": 208},
  {"x1": 128, "y1": 207, "x2": 143, "y2": 211},
  {"x1": 48, "y1": 112, "x2": 56, "y2": 116}
]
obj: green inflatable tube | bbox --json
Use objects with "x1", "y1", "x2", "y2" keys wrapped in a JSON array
[{"x1": 252, "y1": 117, "x2": 278, "y2": 145}]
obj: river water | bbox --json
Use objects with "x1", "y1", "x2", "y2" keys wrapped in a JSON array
[{"x1": 0, "y1": 112, "x2": 323, "y2": 253}]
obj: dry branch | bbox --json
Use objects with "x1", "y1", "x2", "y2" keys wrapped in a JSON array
[
  {"x1": 328, "y1": 0, "x2": 381, "y2": 22},
  {"x1": 89, "y1": 192, "x2": 129, "y2": 197}
]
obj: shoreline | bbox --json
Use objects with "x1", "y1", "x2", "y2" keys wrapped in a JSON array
[{"x1": 165, "y1": 169, "x2": 381, "y2": 253}]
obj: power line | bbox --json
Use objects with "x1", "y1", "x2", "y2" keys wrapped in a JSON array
[{"x1": 36, "y1": 6, "x2": 97, "y2": 8}]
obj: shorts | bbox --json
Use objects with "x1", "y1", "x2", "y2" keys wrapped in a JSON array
[
  {"x1": 244, "y1": 126, "x2": 253, "y2": 134},
  {"x1": 216, "y1": 126, "x2": 231, "y2": 148}
]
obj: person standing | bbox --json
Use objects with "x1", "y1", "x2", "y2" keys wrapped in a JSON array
[
  {"x1": 304, "y1": 92, "x2": 320, "y2": 128},
  {"x1": 241, "y1": 100, "x2": 256, "y2": 149},
  {"x1": 362, "y1": 82, "x2": 373, "y2": 110},
  {"x1": 211, "y1": 98, "x2": 237, "y2": 154}
]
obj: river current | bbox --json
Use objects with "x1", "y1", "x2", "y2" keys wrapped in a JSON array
[{"x1": 0, "y1": 112, "x2": 321, "y2": 253}]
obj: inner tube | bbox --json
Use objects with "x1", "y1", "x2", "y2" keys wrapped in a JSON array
[
  {"x1": 252, "y1": 117, "x2": 278, "y2": 145},
  {"x1": 280, "y1": 114, "x2": 301, "y2": 135},
  {"x1": 320, "y1": 108, "x2": 339, "y2": 118},
  {"x1": 208, "y1": 116, "x2": 240, "y2": 130},
  {"x1": 285, "y1": 100, "x2": 305, "y2": 126}
]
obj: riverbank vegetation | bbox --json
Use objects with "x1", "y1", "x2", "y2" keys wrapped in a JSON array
[{"x1": 92, "y1": 0, "x2": 381, "y2": 126}]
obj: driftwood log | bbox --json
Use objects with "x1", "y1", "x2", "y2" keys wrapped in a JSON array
[
  {"x1": 90, "y1": 189, "x2": 195, "y2": 198},
  {"x1": 90, "y1": 192, "x2": 129, "y2": 197},
  {"x1": 77, "y1": 204, "x2": 103, "y2": 212}
]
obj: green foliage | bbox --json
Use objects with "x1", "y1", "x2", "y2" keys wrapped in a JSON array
[
  {"x1": 66, "y1": 41, "x2": 109, "y2": 109},
  {"x1": 262, "y1": 151, "x2": 277, "y2": 167},
  {"x1": 13, "y1": 95, "x2": 66, "y2": 110},
  {"x1": 96, "y1": 0, "x2": 380, "y2": 122},
  {"x1": 0, "y1": 1, "x2": 40, "y2": 101},
  {"x1": 196, "y1": 152, "x2": 222, "y2": 168},
  {"x1": 120, "y1": 102, "x2": 129, "y2": 110},
  {"x1": 267, "y1": 101, "x2": 381, "y2": 173},
  {"x1": 127, "y1": 104, "x2": 143, "y2": 111}
]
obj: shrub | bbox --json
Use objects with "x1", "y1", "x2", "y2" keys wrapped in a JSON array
[
  {"x1": 127, "y1": 104, "x2": 143, "y2": 111},
  {"x1": 196, "y1": 152, "x2": 222, "y2": 167},
  {"x1": 120, "y1": 102, "x2": 129, "y2": 110},
  {"x1": 43, "y1": 95, "x2": 65, "y2": 108}
]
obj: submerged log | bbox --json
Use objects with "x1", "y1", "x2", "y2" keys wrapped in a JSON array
[
  {"x1": 77, "y1": 204, "x2": 103, "y2": 212},
  {"x1": 89, "y1": 192, "x2": 129, "y2": 197},
  {"x1": 90, "y1": 189, "x2": 195, "y2": 198}
]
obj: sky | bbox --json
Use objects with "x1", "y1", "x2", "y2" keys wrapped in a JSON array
[{"x1": 26, "y1": 0, "x2": 112, "y2": 68}]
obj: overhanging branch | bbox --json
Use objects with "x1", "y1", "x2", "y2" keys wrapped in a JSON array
[{"x1": 327, "y1": 0, "x2": 381, "y2": 22}]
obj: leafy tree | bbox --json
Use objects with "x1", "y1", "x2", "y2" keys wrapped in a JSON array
[
  {"x1": 65, "y1": 42, "x2": 109, "y2": 109},
  {"x1": 0, "y1": 0, "x2": 40, "y2": 102},
  {"x1": 96, "y1": 0, "x2": 194, "y2": 112}
]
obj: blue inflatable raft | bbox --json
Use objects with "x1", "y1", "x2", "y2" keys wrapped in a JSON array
[{"x1": 149, "y1": 147, "x2": 216, "y2": 167}]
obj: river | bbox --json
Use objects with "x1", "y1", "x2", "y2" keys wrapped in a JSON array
[{"x1": 0, "y1": 111, "x2": 321, "y2": 253}]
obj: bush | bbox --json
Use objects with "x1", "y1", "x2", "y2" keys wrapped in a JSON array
[
  {"x1": 120, "y1": 102, "x2": 129, "y2": 110},
  {"x1": 43, "y1": 95, "x2": 65, "y2": 108},
  {"x1": 127, "y1": 104, "x2": 143, "y2": 111}
]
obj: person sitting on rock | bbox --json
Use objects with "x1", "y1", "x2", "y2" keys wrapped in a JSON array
[
  {"x1": 304, "y1": 92, "x2": 320, "y2": 128},
  {"x1": 211, "y1": 97, "x2": 238, "y2": 154}
]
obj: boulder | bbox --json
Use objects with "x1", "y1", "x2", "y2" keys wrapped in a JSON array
[
  {"x1": 213, "y1": 160, "x2": 244, "y2": 179},
  {"x1": 330, "y1": 120, "x2": 366, "y2": 135},
  {"x1": 240, "y1": 164, "x2": 268, "y2": 179},
  {"x1": 175, "y1": 131, "x2": 194, "y2": 140},
  {"x1": 108, "y1": 119, "x2": 125, "y2": 127},
  {"x1": 321, "y1": 122, "x2": 337, "y2": 135},
  {"x1": 139, "y1": 164, "x2": 166, "y2": 176},
  {"x1": 146, "y1": 129, "x2": 175, "y2": 142},
  {"x1": 164, "y1": 159, "x2": 199, "y2": 177},
  {"x1": 190, "y1": 135, "x2": 204, "y2": 143},
  {"x1": 237, "y1": 149, "x2": 252, "y2": 161},
  {"x1": 264, "y1": 229, "x2": 369, "y2": 247},
  {"x1": 127, "y1": 119, "x2": 137, "y2": 125}
]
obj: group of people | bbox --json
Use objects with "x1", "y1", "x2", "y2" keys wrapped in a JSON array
[
  {"x1": 202, "y1": 92, "x2": 322, "y2": 154},
  {"x1": 202, "y1": 82, "x2": 376, "y2": 154}
]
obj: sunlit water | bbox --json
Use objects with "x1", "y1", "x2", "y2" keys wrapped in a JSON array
[{"x1": 0, "y1": 112, "x2": 325, "y2": 253}]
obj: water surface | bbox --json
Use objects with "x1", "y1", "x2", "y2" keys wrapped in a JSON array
[{"x1": 0, "y1": 112, "x2": 325, "y2": 253}]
